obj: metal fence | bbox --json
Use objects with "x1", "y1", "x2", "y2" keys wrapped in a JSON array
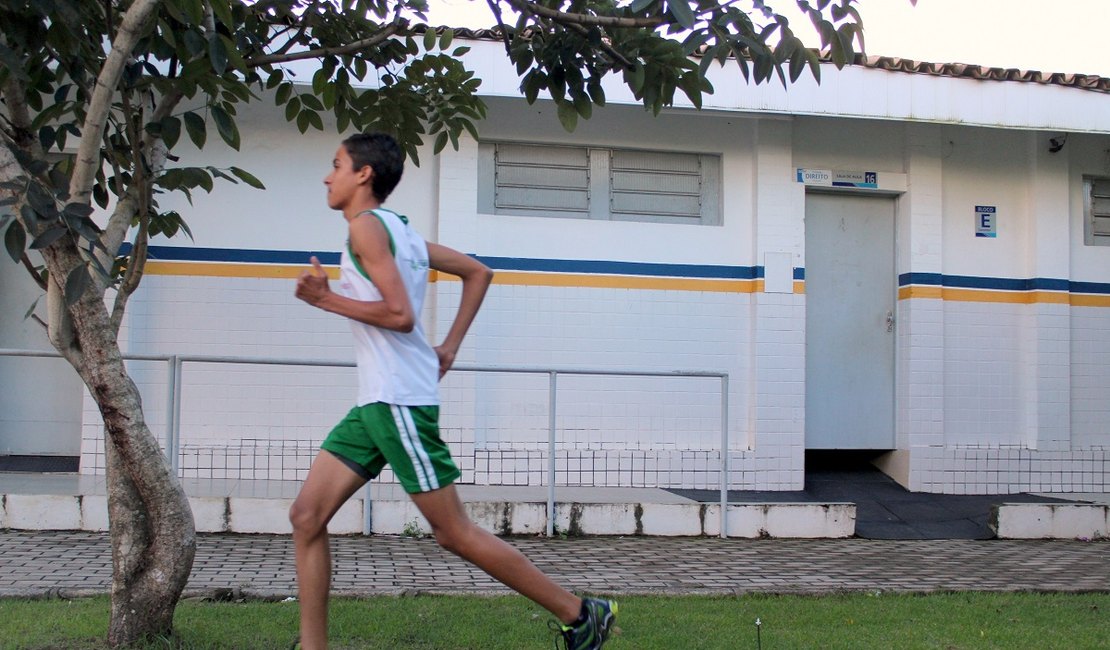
[{"x1": 0, "y1": 348, "x2": 731, "y2": 536}]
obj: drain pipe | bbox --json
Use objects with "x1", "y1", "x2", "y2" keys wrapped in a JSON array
[{"x1": 362, "y1": 483, "x2": 373, "y2": 535}]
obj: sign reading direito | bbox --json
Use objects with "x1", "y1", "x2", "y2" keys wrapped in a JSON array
[{"x1": 796, "y1": 168, "x2": 878, "y2": 189}]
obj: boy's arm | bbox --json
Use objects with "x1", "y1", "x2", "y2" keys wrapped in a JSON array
[
  {"x1": 427, "y1": 242, "x2": 493, "y2": 377},
  {"x1": 294, "y1": 215, "x2": 415, "y2": 332}
]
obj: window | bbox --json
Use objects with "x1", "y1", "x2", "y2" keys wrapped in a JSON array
[
  {"x1": 478, "y1": 142, "x2": 720, "y2": 225},
  {"x1": 1086, "y1": 176, "x2": 1110, "y2": 246}
]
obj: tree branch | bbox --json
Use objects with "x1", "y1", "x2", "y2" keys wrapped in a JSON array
[
  {"x1": 505, "y1": 0, "x2": 665, "y2": 29},
  {"x1": 485, "y1": 0, "x2": 513, "y2": 55},
  {"x1": 69, "y1": 0, "x2": 161, "y2": 208},
  {"x1": 110, "y1": 208, "x2": 148, "y2": 335},
  {"x1": 20, "y1": 253, "x2": 48, "y2": 291},
  {"x1": 108, "y1": 86, "x2": 155, "y2": 334},
  {"x1": 247, "y1": 20, "x2": 403, "y2": 67},
  {"x1": 98, "y1": 89, "x2": 183, "y2": 272},
  {"x1": 2, "y1": 77, "x2": 36, "y2": 151},
  {"x1": 565, "y1": 22, "x2": 634, "y2": 71}
]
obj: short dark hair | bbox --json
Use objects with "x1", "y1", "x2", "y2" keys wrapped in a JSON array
[{"x1": 341, "y1": 132, "x2": 404, "y2": 202}]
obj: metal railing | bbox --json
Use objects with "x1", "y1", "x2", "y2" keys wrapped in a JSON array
[{"x1": 0, "y1": 348, "x2": 732, "y2": 536}]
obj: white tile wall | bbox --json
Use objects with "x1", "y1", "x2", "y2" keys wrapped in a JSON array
[{"x1": 1071, "y1": 306, "x2": 1110, "y2": 451}]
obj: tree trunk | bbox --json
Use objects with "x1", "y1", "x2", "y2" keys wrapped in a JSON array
[
  {"x1": 68, "y1": 286, "x2": 196, "y2": 647},
  {"x1": 3, "y1": 127, "x2": 195, "y2": 649}
]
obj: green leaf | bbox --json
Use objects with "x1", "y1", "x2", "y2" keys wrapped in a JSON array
[
  {"x1": 183, "y1": 111, "x2": 207, "y2": 148},
  {"x1": 433, "y1": 131, "x2": 449, "y2": 154},
  {"x1": 62, "y1": 202, "x2": 95, "y2": 220},
  {"x1": 160, "y1": 116, "x2": 182, "y2": 149},
  {"x1": 211, "y1": 105, "x2": 240, "y2": 150},
  {"x1": 630, "y1": 0, "x2": 656, "y2": 11},
  {"x1": 30, "y1": 226, "x2": 68, "y2": 250},
  {"x1": 439, "y1": 28, "x2": 454, "y2": 50},
  {"x1": 209, "y1": 0, "x2": 233, "y2": 27},
  {"x1": 23, "y1": 295, "x2": 42, "y2": 321},
  {"x1": 296, "y1": 110, "x2": 310, "y2": 134},
  {"x1": 26, "y1": 182, "x2": 57, "y2": 219},
  {"x1": 573, "y1": 93, "x2": 592, "y2": 119},
  {"x1": 587, "y1": 81, "x2": 606, "y2": 107},
  {"x1": 38, "y1": 126, "x2": 55, "y2": 152},
  {"x1": 556, "y1": 101, "x2": 578, "y2": 132},
  {"x1": 285, "y1": 95, "x2": 302, "y2": 121},
  {"x1": 229, "y1": 167, "x2": 265, "y2": 190},
  {"x1": 208, "y1": 34, "x2": 228, "y2": 75},
  {"x1": 423, "y1": 28, "x2": 436, "y2": 52},
  {"x1": 461, "y1": 118, "x2": 480, "y2": 142},
  {"x1": 312, "y1": 68, "x2": 329, "y2": 96},
  {"x1": 4, "y1": 219, "x2": 26, "y2": 263},
  {"x1": 667, "y1": 1, "x2": 696, "y2": 30},
  {"x1": 64, "y1": 265, "x2": 90, "y2": 306}
]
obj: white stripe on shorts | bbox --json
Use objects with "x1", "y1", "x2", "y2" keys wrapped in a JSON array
[{"x1": 392, "y1": 405, "x2": 438, "y2": 491}]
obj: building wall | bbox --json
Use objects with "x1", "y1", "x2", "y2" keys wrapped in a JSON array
[
  {"x1": 4, "y1": 89, "x2": 1097, "y2": 494},
  {"x1": 0, "y1": 252, "x2": 84, "y2": 457}
]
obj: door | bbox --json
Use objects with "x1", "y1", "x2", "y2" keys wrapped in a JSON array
[{"x1": 804, "y1": 193, "x2": 896, "y2": 449}]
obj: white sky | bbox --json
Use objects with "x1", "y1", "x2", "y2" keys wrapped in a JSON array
[{"x1": 426, "y1": 0, "x2": 1110, "y2": 77}]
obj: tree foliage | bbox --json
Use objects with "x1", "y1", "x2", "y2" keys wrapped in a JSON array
[{"x1": 0, "y1": 0, "x2": 889, "y2": 645}]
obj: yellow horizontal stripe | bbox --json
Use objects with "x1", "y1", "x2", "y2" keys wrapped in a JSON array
[
  {"x1": 144, "y1": 261, "x2": 1105, "y2": 305},
  {"x1": 474, "y1": 271, "x2": 758, "y2": 293},
  {"x1": 145, "y1": 261, "x2": 340, "y2": 280},
  {"x1": 900, "y1": 285, "x2": 1105, "y2": 306},
  {"x1": 1069, "y1": 293, "x2": 1110, "y2": 307}
]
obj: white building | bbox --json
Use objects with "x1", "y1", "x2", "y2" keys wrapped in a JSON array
[{"x1": 3, "y1": 33, "x2": 1108, "y2": 495}]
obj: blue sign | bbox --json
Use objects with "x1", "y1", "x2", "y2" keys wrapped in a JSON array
[{"x1": 975, "y1": 205, "x2": 997, "y2": 238}]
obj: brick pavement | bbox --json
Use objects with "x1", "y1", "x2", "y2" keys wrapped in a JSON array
[{"x1": 1, "y1": 531, "x2": 1107, "y2": 599}]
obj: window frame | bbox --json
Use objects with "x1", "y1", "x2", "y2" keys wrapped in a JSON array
[
  {"x1": 478, "y1": 141, "x2": 721, "y2": 226},
  {"x1": 1084, "y1": 175, "x2": 1110, "y2": 247}
]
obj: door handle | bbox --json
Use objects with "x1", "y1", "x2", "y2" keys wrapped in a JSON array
[{"x1": 886, "y1": 310, "x2": 895, "y2": 333}]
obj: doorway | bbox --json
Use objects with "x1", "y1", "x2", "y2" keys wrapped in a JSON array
[{"x1": 804, "y1": 193, "x2": 896, "y2": 450}]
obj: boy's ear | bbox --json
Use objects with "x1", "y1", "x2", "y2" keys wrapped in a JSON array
[{"x1": 357, "y1": 164, "x2": 374, "y2": 185}]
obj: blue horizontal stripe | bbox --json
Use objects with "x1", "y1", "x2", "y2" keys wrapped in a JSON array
[
  {"x1": 474, "y1": 256, "x2": 757, "y2": 280},
  {"x1": 142, "y1": 245, "x2": 340, "y2": 266},
  {"x1": 899, "y1": 273, "x2": 1110, "y2": 295}
]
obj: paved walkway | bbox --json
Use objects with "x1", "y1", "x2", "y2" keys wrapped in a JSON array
[{"x1": 1, "y1": 531, "x2": 1107, "y2": 599}]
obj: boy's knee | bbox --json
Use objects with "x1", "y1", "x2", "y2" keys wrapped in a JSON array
[
  {"x1": 433, "y1": 527, "x2": 460, "y2": 553},
  {"x1": 433, "y1": 521, "x2": 479, "y2": 556},
  {"x1": 289, "y1": 500, "x2": 324, "y2": 536}
]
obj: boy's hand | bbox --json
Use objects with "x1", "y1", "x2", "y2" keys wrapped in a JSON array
[
  {"x1": 295, "y1": 256, "x2": 330, "y2": 307},
  {"x1": 434, "y1": 344, "x2": 457, "y2": 379}
]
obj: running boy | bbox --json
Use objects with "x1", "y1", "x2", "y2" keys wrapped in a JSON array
[{"x1": 290, "y1": 133, "x2": 616, "y2": 649}]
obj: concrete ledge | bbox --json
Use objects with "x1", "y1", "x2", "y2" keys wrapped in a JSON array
[
  {"x1": 991, "y1": 503, "x2": 1109, "y2": 540},
  {"x1": 712, "y1": 503, "x2": 855, "y2": 539},
  {"x1": 1, "y1": 493, "x2": 858, "y2": 538}
]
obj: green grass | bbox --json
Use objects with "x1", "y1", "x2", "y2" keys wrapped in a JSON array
[{"x1": 1, "y1": 592, "x2": 1107, "y2": 649}]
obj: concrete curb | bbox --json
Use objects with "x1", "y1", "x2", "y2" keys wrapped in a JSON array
[
  {"x1": 0, "y1": 493, "x2": 855, "y2": 538},
  {"x1": 991, "y1": 503, "x2": 1109, "y2": 540}
]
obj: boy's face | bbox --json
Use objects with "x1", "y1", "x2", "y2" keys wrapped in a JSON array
[{"x1": 324, "y1": 145, "x2": 372, "y2": 211}]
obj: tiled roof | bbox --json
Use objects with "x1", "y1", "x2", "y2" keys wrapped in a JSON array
[
  {"x1": 435, "y1": 26, "x2": 1110, "y2": 94},
  {"x1": 856, "y1": 55, "x2": 1110, "y2": 93}
]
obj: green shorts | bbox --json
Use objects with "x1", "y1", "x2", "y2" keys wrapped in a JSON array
[{"x1": 321, "y1": 403, "x2": 460, "y2": 494}]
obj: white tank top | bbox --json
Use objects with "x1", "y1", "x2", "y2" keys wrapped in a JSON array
[{"x1": 336, "y1": 208, "x2": 438, "y2": 406}]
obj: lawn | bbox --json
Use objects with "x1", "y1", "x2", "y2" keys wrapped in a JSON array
[{"x1": 1, "y1": 592, "x2": 1107, "y2": 649}]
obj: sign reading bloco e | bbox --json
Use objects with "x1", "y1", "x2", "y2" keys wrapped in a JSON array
[
  {"x1": 796, "y1": 168, "x2": 878, "y2": 189},
  {"x1": 975, "y1": 205, "x2": 997, "y2": 238}
]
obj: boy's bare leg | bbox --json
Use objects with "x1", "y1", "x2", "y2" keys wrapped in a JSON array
[
  {"x1": 289, "y1": 452, "x2": 367, "y2": 650},
  {"x1": 409, "y1": 484, "x2": 582, "y2": 624}
]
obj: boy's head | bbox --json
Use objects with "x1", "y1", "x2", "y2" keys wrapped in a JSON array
[{"x1": 341, "y1": 132, "x2": 404, "y2": 203}]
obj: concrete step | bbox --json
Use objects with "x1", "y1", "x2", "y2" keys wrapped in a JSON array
[
  {"x1": 0, "y1": 491, "x2": 856, "y2": 538},
  {"x1": 991, "y1": 502, "x2": 1109, "y2": 540}
]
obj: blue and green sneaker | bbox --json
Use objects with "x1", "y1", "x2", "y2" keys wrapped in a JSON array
[{"x1": 556, "y1": 598, "x2": 617, "y2": 649}]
